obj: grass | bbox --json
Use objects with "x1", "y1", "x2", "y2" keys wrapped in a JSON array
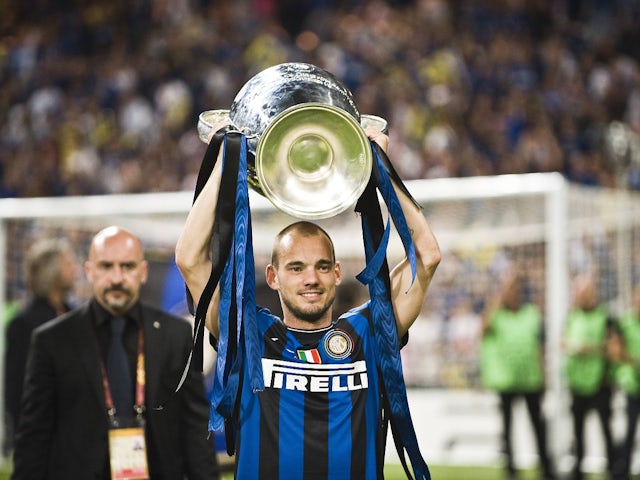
[
  {"x1": 216, "y1": 464, "x2": 615, "y2": 479},
  {"x1": 387, "y1": 464, "x2": 609, "y2": 479},
  {"x1": 389, "y1": 464, "x2": 508, "y2": 479},
  {"x1": 214, "y1": 463, "x2": 555, "y2": 479},
  {"x1": 0, "y1": 462, "x2": 613, "y2": 479}
]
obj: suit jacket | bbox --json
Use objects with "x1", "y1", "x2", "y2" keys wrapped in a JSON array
[
  {"x1": 4, "y1": 298, "x2": 69, "y2": 448},
  {"x1": 12, "y1": 301, "x2": 218, "y2": 480}
]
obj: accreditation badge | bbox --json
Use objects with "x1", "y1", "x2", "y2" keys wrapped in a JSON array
[{"x1": 108, "y1": 426, "x2": 149, "y2": 480}]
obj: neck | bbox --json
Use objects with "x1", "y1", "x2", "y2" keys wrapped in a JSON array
[
  {"x1": 283, "y1": 315, "x2": 332, "y2": 331},
  {"x1": 46, "y1": 291, "x2": 67, "y2": 316}
]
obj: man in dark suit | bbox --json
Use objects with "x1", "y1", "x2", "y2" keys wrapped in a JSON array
[
  {"x1": 12, "y1": 226, "x2": 219, "y2": 479},
  {"x1": 4, "y1": 238, "x2": 77, "y2": 454}
]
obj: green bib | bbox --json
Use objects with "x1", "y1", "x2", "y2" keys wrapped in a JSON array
[
  {"x1": 480, "y1": 304, "x2": 543, "y2": 392},
  {"x1": 563, "y1": 307, "x2": 608, "y2": 395},
  {"x1": 614, "y1": 313, "x2": 640, "y2": 395}
]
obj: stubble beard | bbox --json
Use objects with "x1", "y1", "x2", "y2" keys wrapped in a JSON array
[
  {"x1": 103, "y1": 286, "x2": 134, "y2": 314},
  {"x1": 282, "y1": 295, "x2": 335, "y2": 324}
]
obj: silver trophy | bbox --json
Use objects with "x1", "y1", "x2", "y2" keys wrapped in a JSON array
[{"x1": 197, "y1": 62, "x2": 388, "y2": 219}]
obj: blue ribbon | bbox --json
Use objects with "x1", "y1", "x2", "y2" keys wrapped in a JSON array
[
  {"x1": 371, "y1": 147, "x2": 417, "y2": 289},
  {"x1": 356, "y1": 142, "x2": 430, "y2": 480},
  {"x1": 355, "y1": 213, "x2": 391, "y2": 285},
  {"x1": 205, "y1": 134, "x2": 264, "y2": 433},
  {"x1": 209, "y1": 233, "x2": 236, "y2": 431}
]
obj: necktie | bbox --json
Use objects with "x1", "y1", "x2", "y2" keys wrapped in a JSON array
[{"x1": 106, "y1": 316, "x2": 132, "y2": 417}]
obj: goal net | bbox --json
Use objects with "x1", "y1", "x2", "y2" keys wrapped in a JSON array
[{"x1": 2, "y1": 172, "x2": 640, "y2": 473}]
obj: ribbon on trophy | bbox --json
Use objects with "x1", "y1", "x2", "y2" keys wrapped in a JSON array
[
  {"x1": 355, "y1": 141, "x2": 431, "y2": 480},
  {"x1": 183, "y1": 127, "x2": 264, "y2": 452}
]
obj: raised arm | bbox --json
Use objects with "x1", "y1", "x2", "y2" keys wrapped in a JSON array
[
  {"x1": 388, "y1": 180, "x2": 441, "y2": 338},
  {"x1": 175, "y1": 131, "x2": 226, "y2": 338},
  {"x1": 366, "y1": 128, "x2": 441, "y2": 339}
]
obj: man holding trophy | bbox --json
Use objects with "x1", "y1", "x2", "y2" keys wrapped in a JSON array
[{"x1": 175, "y1": 63, "x2": 440, "y2": 479}]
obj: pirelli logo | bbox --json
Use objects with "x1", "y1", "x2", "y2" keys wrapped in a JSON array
[{"x1": 262, "y1": 359, "x2": 369, "y2": 393}]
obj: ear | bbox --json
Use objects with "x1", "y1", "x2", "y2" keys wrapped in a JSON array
[
  {"x1": 265, "y1": 264, "x2": 279, "y2": 291},
  {"x1": 83, "y1": 260, "x2": 93, "y2": 282},
  {"x1": 334, "y1": 261, "x2": 343, "y2": 286},
  {"x1": 140, "y1": 260, "x2": 149, "y2": 285}
]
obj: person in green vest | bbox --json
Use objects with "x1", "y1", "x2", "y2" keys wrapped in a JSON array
[
  {"x1": 607, "y1": 284, "x2": 640, "y2": 480},
  {"x1": 480, "y1": 268, "x2": 556, "y2": 480},
  {"x1": 562, "y1": 273, "x2": 616, "y2": 480}
]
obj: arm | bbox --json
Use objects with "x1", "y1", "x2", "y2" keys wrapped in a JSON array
[
  {"x1": 175, "y1": 130, "x2": 226, "y2": 338},
  {"x1": 562, "y1": 313, "x2": 606, "y2": 357},
  {"x1": 479, "y1": 270, "x2": 515, "y2": 336},
  {"x1": 365, "y1": 129, "x2": 441, "y2": 338},
  {"x1": 480, "y1": 294, "x2": 501, "y2": 337},
  {"x1": 388, "y1": 183, "x2": 441, "y2": 338},
  {"x1": 606, "y1": 319, "x2": 627, "y2": 363}
]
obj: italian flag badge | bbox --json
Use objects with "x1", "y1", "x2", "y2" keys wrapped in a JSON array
[{"x1": 297, "y1": 348, "x2": 322, "y2": 364}]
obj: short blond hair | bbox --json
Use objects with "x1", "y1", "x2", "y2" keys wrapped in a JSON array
[{"x1": 25, "y1": 238, "x2": 72, "y2": 298}]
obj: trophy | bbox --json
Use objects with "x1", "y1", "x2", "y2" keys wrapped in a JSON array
[{"x1": 197, "y1": 62, "x2": 387, "y2": 219}]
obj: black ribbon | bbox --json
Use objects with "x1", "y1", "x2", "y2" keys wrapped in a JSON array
[
  {"x1": 178, "y1": 129, "x2": 241, "y2": 388},
  {"x1": 355, "y1": 142, "x2": 430, "y2": 480}
]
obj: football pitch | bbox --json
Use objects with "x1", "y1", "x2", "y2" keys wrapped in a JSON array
[
  {"x1": 1, "y1": 463, "x2": 611, "y2": 478},
  {"x1": 385, "y1": 464, "x2": 606, "y2": 479},
  {"x1": 212, "y1": 463, "x2": 554, "y2": 479}
]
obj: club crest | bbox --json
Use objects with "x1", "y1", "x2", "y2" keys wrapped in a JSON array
[{"x1": 323, "y1": 329, "x2": 353, "y2": 360}]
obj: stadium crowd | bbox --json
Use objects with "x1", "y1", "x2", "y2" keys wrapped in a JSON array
[{"x1": 2, "y1": 0, "x2": 640, "y2": 198}]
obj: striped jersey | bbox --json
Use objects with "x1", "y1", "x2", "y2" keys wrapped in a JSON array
[{"x1": 234, "y1": 303, "x2": 384, "y2": 479}]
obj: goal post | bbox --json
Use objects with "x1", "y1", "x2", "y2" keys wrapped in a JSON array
[{"x1": 2, "y1": 173, "x2": 640, "y2": 474}]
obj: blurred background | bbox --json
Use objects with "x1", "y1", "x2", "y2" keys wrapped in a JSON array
[
  {"x1": 2, "y1": 0, "x2": 640, "y2": 478},
  {"x1": 2, "y1": 0, "x2": 640, "y2": 198}
]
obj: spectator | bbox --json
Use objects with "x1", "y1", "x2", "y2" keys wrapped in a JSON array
[
  {"x1": 2, "y1": 1, "x2": 640, "y2": 197},
  {"x1": 3, "y1": 238, "x2": 77, "y2": 455}
]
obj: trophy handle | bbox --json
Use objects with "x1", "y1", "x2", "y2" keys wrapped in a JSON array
[
  {"x1": 361, "y1": 114, "x2": 388, "y2": 135},
  {"x1": 197, "y1": 110, "x2": 232, "y2": 143}
]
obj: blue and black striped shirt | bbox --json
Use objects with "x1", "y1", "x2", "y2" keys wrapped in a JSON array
[{"x1": 234, "y1": 303, "x2": 385, "y2": 479}]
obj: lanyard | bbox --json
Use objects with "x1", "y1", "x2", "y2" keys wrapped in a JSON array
[{"x1": 99, "y1": 321, "x2": 146, "y2": 424}]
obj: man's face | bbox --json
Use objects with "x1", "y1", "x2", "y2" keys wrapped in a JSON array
[
  {"x1": 84, "y1": 232, "x2": 148, "y2": 316},
  {"x1": 573, "y1": 276, "x2": 598, "y2": 311},
  {"x1": 502, "y1": 277, "x2": 522, "y2": 311},
  {"x1": 266, "y1": 232, "x2": 342, "y2": 328}
]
